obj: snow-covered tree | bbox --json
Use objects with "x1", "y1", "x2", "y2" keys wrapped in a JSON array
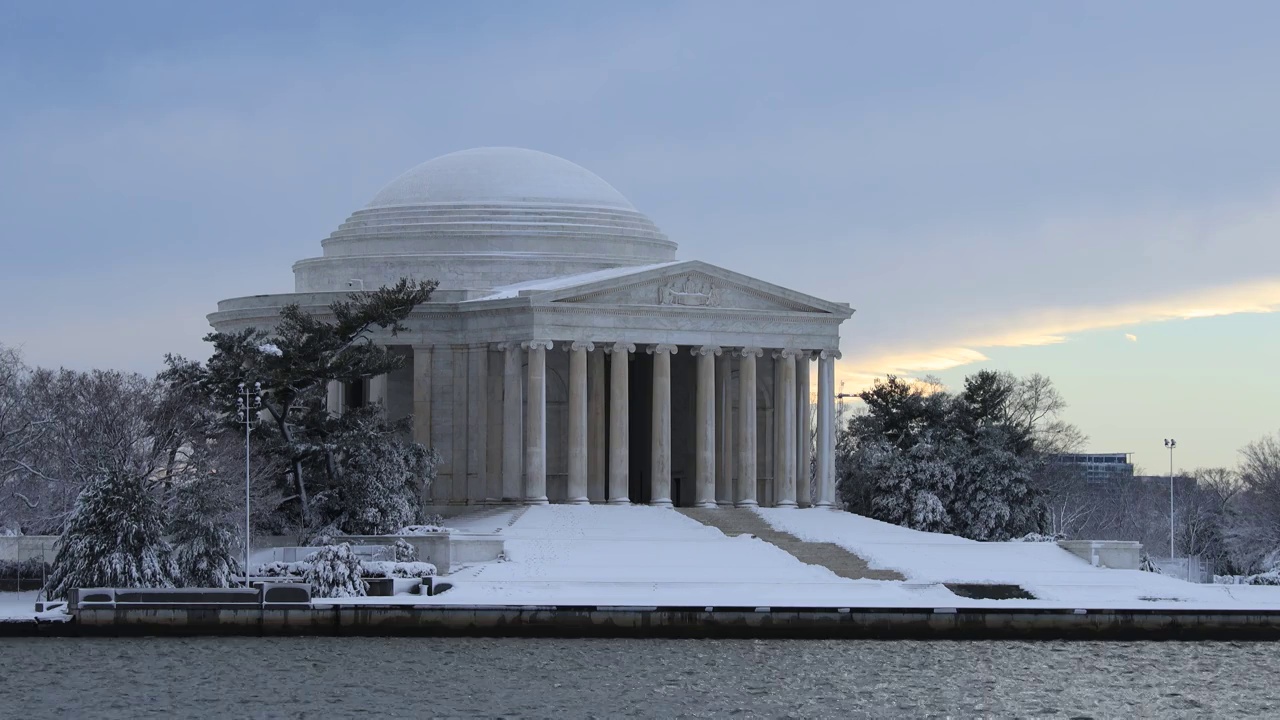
[
  {"x1": 393, "y1": 538, "x2": 418, "y2": 562},
  {"x1": 169, "y1": 472, "x2": 244, "y2": 588},
  {"x1": 837, "y1": 372, "x2": 1048, "y2": 540},
  {"x1": 304, "y1": 543, "x2": 367, "y2": 598},
  {"x1": 862, "y1": 433, "x2": 956, "y2": 533},
  {"x1": 316, "y1": 406, "x2": 438, "y2": 535},
  {"x1": 44, "y1": 471, "x2": 178, "y2": 599},
  {"x1": 1224, "y1": 433, "x2": 1280, "y2": 572},
  {"x1": 165, "y1": 278, "x2": 436, "y2": 528}
]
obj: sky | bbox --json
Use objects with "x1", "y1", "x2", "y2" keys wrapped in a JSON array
[{"x1": 1, "y1": 1, "x2": 1277, "y2": 472}]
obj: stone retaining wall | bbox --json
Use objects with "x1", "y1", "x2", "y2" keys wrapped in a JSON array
[{"x1": 9, "y1": 605, "x2": 1280, "y2": 640}]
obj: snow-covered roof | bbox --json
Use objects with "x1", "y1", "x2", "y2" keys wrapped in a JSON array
[{"x1": 466, "y1": 262, "x2": 682, "y2": 301}]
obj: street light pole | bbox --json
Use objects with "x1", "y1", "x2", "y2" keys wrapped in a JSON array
[
  {"x1": 1164, "y1": 438, "x2": 1176, "y2": 562},
  {"x1": 237, "y1": 382, "x2": 262, "y2": 588}
]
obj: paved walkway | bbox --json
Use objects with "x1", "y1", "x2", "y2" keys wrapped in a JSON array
[{"x1": 676, "y1": 508, "x2": 905, "y2": 581}]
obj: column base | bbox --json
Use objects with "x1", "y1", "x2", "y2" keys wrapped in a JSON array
[
  {"x1": 695, "y1": 501, "x2": 718, "y2": 509},
  {"x1": 775, "y1": 501, "x2": 798, "y2": 508},
  {"x1": 524, "y1": 497, "x2": 549, "y2": 505},
  {"x1": 815, "y1": 501, "x2": 835, "y2": 509},
  {"x1": 650, "y1": 498, "x2": 673, "y2": 507},
  {"x1": 736, "y1": 500, "x2": 759, "y2": 508},
  {"x1": 567, "y1": 497, "x2": 589, "y2": 505},
  {"x1": 608, "y1": 498, "x2": 631, "y2": 505}
]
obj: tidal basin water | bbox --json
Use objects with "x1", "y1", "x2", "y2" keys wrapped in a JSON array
[{"x1": 2, "y1": 637, "x2": 1276, "y2": 718}]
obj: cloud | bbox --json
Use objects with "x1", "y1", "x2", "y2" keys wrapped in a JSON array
[{"x1": 838, "y1": 277, "x2": 1280, "y2": 390}]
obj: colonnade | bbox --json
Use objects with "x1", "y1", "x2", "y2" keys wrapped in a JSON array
[
  {"x1": 495, "y1": 341, "x2": 838, "y2": 509},
  {"x1": 330, "y1": 341, "x2": 840, "y2": 509}
]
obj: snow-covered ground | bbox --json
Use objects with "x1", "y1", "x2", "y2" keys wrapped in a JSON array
[
  {"x1": 320, "y1": 505, "x2": 959, "y2": 608},
  {"x1": 13, "y1": 507, "x2": 1280, "y2": 616},
  {"x1": 0, "y1": 590, "x2": 68, "y2": 622},
  {"x1": 325, "y1": 505, "x2": 1280, "y2": 610},
  {"x1": 755, "y1": 508, "x2": 1280, "y2": 610}
]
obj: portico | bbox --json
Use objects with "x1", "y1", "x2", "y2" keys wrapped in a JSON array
[{"x1": 209, "y1": 147, "x2": 853, "y2": 510}]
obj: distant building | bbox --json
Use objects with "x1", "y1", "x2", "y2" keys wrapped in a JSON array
[{"x1": 1050, "y1": 453, "x2": 1135, "y2": 483}]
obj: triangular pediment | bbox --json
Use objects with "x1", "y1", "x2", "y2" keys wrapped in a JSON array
[{"x1": 522, "y1": 261, "x2": 852, "y2": 315}]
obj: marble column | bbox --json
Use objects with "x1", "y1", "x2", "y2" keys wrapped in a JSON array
[
  {"x1": 796, "y1": 353, "x2": 813, "y2": 508},
  {"x1": 368, "y1": 372, "x2": 388, "y2": 417},
  {"x1": 774, "y1": 350, "x2": 798, "y2": 508},
  {"x1": 693, "y1": 345, "x2": 721, "y2": 508},
  {"x1": 648, "y1": 344, "x2": 678, "y2": 507},
  {"x1": 467, "y1": 343, "x2": 489, "y2": 505},
  {"x1": 715, "y1": 353, "x2": 733, "y2": 506},
  {"x1": 523, "y1": 341, "x2": 552, "y2": 505},
  {"x1": 816, "y1": 350, "x2": 838, "y2": 508},
  {"x1": 587, "y1": 348, "x2": 607, "y2": 503},
  {"x1": 736, "y1": 348, "x2": 762, "y2": 507},
  {"x1": 607, "y1": 343, "x2": 635, "y2": 504},
  {"x1": 326, "y1": 380, "x2": 344, "y2": 417},
  {"x1": 500, "y1": 343, "x2": 524, "y2": 503},
  {"x1": 411, "y1": 345, "x2": 431, "y2": 446},
  {"x1": 567, "y1": 342, "x2": 593, "y2": 505}
]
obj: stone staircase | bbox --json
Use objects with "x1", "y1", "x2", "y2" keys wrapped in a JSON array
[{"x1": 676, "y1": 508, "x2": 905, "y2": 582}]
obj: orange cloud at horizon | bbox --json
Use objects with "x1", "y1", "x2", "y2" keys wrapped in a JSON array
[{"x1": 835, "y1": 277, "x2": 1280, "y2": 393}]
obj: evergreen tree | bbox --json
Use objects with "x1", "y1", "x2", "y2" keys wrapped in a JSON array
[
  {"x1": 169, "y1": 474, "x2": 243, "y2": 587},
  {"x1": 837, "y1": 371, "x2": 1050, "y2": 540},
  {"x1": 304, "y1": 543, "x2": 367, "y2": 598},
  {"x1": 164, "y1": 278, "x2": 437, "y2": 527},
  {"x1": 45, "y1": 471, "x2": 178, "y2": 599},
  {"x1": 317, "y1": 406, "x2": 438, "y2": 535}
]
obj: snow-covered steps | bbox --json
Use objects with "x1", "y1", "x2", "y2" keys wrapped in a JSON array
[{"x1": 675, "y1": 508, "x2": 905, "y2": 581}]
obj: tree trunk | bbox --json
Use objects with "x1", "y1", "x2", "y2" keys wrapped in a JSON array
[{"x1": 274, "y1": 408, "x2": 310, "y2": 526}]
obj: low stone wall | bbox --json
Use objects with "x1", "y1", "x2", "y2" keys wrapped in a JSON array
[
  {"x1": 11, "y1": 605, "x2": 1280, "y2": 640},
  {"x1": 0, "y1": 536, "x2": 57, "y2": 563},
  {"x1": 343, "y1": 534, "x2": 504, "y2": 574},
  {"x1": 1057, "y1": 540, "x2": 1142, "y2": 570}
]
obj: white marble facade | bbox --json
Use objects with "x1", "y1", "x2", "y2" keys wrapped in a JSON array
[{"x1": 210, "y1": 148, "x2": 852, "y2": 508}]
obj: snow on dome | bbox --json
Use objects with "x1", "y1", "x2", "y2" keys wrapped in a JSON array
[
  {"x1": 365, "y1": 147, "x2": 637, "y2": 211},
  {"x1": 292, "y1": 147, "x2": 676, "y2": 294}
]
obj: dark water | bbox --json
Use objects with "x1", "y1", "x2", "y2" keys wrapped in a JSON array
[{"x1": 1, "y1": 637, "x2": 1276, "y2": 719}]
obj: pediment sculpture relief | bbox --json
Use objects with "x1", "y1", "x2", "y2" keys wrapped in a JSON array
[{"x1": 657, "y1": 275, "x2": 722, "y2": 307}]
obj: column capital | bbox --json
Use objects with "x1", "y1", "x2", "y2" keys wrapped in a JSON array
[
  {"x1": 691, "y1": 345, "x2": 723, "y2": 357},
  {"x1": 819, "y1": 349, "x2": 843, "y2": 360},
  {"x1": 605, "y1": 342, "x2": 636, "y2": 355},
  {"x1": 646, "y1": 343, "x2": 679, "y2": 355},
  {"x1": 496, "y1": 341, "x2": 523, "y2": 352},
  {"x1": 522, "y1": 340, "x2": 554, "y2": 351},
  {"x1": 735, "y1": 347, "x2": 764, "y2": 358},
  {"x1": 772, "y1": 348, "x2": 805, "y2": 359},
  {"x1": 569, "y1": 341, "x2": 595, "y2": 352}
]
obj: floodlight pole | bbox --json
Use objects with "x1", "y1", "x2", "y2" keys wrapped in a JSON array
[
  {"x1": 238, "y1": 382, "x2": 262, "y2": 588},
  {"x1": 1164, "y1": 438, "x2": 1176, "y2": 563}
]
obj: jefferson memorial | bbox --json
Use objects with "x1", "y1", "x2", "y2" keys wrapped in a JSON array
[{"x1": 209, "y1": 148, "x2": 852, "y2": 509}]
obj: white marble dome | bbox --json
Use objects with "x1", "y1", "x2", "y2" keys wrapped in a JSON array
[
  {"x1": 366, "y1": 147, "x2": 637, "y2": 210},
  {"x1": 293, "y1": 147, "x2": 676, "y2": 295}
]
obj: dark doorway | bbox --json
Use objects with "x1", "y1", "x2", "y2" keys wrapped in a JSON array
[{"x1": 628, "y1": 351, "x2": 653, "y2": 503}]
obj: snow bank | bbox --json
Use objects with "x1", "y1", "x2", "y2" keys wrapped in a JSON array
[{"x1": 755, "y1": 508, "x2": 1280, "y2": 610}]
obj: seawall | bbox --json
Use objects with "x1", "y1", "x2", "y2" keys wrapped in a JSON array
[{"x1": 7, "y1": 605, "x2": 1280, "y2": 640}]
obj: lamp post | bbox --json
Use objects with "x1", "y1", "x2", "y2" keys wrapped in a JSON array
[
  {"x1": 1164, "y1": 438, "x2": 1176, "y2": 563},
  {"x1": 237, "y1": 382, "x2": 262, "y2": 588}
]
